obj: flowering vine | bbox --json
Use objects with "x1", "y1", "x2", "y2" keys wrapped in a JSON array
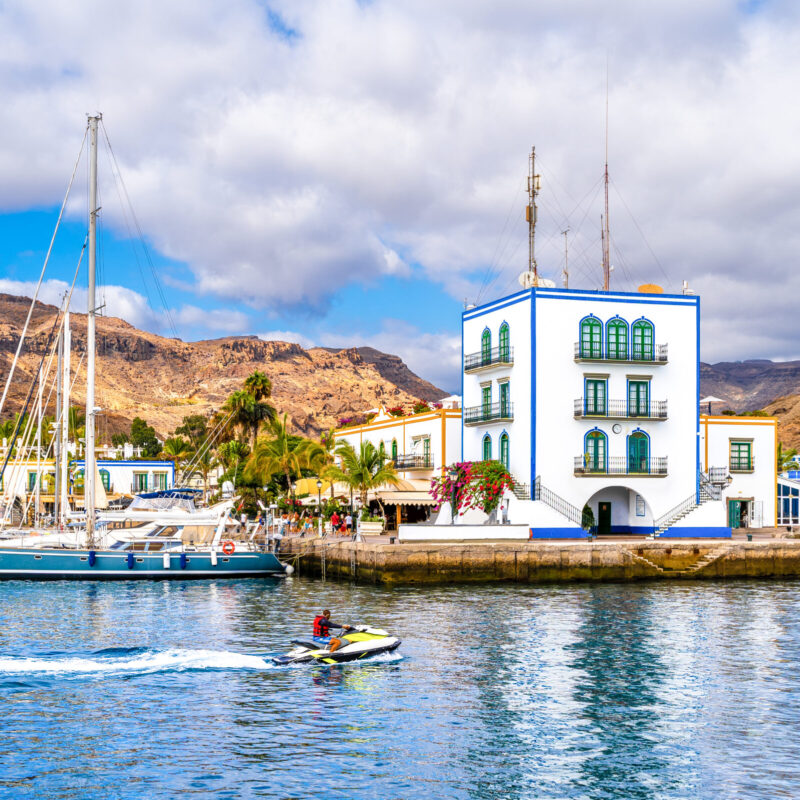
[{"x1": 430, "y1": 460, "x2": 515, "y2": 516}]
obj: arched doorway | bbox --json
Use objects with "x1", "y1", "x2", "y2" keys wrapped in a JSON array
[{"x1": 584, "y1": 486, "x2": 653, "y2": 536}]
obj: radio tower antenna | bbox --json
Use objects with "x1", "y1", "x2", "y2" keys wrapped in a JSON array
[
  {"x1": 526, "y1": 147, "x2": 540, "y2": 283},
  {"x1": 602, "y1": 60, "x2": 611, "y2": 291},
  {"x1": 561, "y1": 229, "x2": 569, "y2": 288}
]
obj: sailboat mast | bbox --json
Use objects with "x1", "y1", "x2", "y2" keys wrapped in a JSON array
[
  {"x1": 54, "y1": 325, "x2": 62, "y2": 527},
  {"x1": 85, "y1": 114, "x2": 100, "y2": 547},
  {"x1": 60, "y1": 311, "x2": 70, "y2": 530}
]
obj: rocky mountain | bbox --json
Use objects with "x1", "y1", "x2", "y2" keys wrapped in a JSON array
[
  {"x1": 700, "y1": 359, "x2": 800, "y2": 449},
  {"x1": 0, "y1": 294, "x2": 447, "y2": 439}
]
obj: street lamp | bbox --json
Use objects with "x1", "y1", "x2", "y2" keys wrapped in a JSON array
[
  {"x1": 448, "y1": 466, "x2": 459, "y2": 523},
  {"x1": 316, "y1": 479, "x2": 323, "y2": 537}
]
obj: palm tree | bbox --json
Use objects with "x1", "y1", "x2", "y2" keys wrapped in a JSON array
[
  {"x1": 162, "y1": 436, "x2": 193, "y2": 476},
  {"x1": 68, "y1": 406, "x2": 85, "y2": 442},
  {"x1": 245, "y1": 413, "x2": 325, "y2": 493},
  {"x1": 223, "y1": 390, "x2": 255, "y2": 442},
  {"x1": 324, "y1": 440, "x2": 400, "y2": 515},
  {"x1": 778, "y1": 441, "x2": 799, "y2": 473},
  {"x1": 244, "y1": 370, "x2": 272, "y2": 402}
]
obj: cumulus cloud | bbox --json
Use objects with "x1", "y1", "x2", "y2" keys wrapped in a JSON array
[
  {"x1": 0, "y1": 1, "x2": 798, "y2": 363},
  {"x1": 318, "y1": 321, "x2": 462, "y2": 393}
]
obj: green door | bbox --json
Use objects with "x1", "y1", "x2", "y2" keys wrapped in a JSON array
[
  {"x1": 598, "y1": 502, "x2": 611, "y2": 536},
  {"x1": 728, "y1": 499, "x2": 742, "y2": 528},
  {"x1": 482, "y1": 385, "x2": 491, "y2": 416},
  {"x1": 585, "y1": 380, "x2": 606, "y2": 415},
  {"x1": 500, "y1": 383, "x2": 510, "y2": 417},
  {"x1": 628, "y1": 434, "x2": 649, "y2": 473},
  {"x1": 423, "y1": 437, "x2": 431, "y2": 466},
  {"x1": 628, "y1": 381, "x2": 649, "y2": 417},
  {"x1": 586, "y1": 432, "x2": 606, "y2": 472}
]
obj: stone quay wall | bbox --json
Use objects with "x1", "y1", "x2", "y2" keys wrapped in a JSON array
[{"x1": 281, "y1": 537, "x2": 800, "y2": 586}]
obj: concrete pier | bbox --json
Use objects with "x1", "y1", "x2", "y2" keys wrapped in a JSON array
[{"x1": 282, "y1": 534, "x2": 800, "y2": 586}]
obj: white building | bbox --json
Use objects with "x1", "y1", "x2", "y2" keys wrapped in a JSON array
[
  {"x1": 69, "y1": 459, "x2": 175, "y2": 495},
  {"x1": 442, "y1": 284, "x2": 778, "y2": 539},
  {"x1": 700, "y1": 415, "x2": 777, "y2": 529}
]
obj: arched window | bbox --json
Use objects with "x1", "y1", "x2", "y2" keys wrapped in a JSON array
[
  {"x1": 628, "y1": 431, "x2": 650, "y2": 473},
  {"x1": 482, "y1": 434, "x2": 492, "y2": 461},
  {"x1": 499, "y1": 323, "x2": 510, "y2": 361},
  {"x1": 99, "y1": 468, "x2": 111, "y2": 491},
  {"x1": 500, "y1": 433, "x2": 509, "y2": 471},
  {"x1": 631, "y1": 319, "x2": 654, "y2": 361},
  {"x1": 391, "y1": 439, "x2": 398, "y2": 462},
  {"x1": 584, "y1": 430, "x2": 607, "y2": 472},
  {"x1": 606, "y1": 317, "x2": 628, "y2": 360},
  {"x1": 580, "y1": 316, "x2": 602, "y2": 359},
  {"x1": 481, "y1": 328, "x2": 491, "y2": 365}
]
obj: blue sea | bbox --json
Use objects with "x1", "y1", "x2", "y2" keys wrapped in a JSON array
[{"x1": 1, "y1": 577, "x2": 799, "y2": 799}]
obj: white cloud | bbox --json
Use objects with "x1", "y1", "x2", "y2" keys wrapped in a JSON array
[
  {"x1": 258, "y1": 329, "x2": 316, "y2": 348},
  {"x1": 0, "y1": 278, "x2": 248, "y2": 336},
  {"x1": 319, "y1": 320, "x2": 462, "y2": 393},
  {"x1": 0, "y1": 1, "x2": 798, "y2": 361}
]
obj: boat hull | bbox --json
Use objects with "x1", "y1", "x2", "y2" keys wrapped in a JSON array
[{"x1": 0, "y1": 548, "x2": 287, "y2": 580}]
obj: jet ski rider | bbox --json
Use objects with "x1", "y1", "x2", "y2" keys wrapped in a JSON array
[{"x1": 313, "y1": 610, "x2": 353, "y2": 653}]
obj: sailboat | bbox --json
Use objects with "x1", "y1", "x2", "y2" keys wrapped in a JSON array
[{"x1": 0, "y1": 115, "x2": 288, "y2": 579}]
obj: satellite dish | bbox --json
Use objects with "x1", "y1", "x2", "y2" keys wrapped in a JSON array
[{"x1": 518, "y1": 272, "x2": 556, "y2": 289}]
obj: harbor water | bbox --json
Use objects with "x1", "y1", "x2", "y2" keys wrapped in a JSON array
[{"x1": 2, "y1": 577, "x2": 800, "y2": 799}]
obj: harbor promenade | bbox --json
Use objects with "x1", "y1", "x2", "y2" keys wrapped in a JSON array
[{"x1": 282, "y1": 529, "x2": 800, "y2": 585}]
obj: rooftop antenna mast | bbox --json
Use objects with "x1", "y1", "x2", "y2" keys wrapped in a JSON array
[
  {"x1": 601, "y1": 61, "x2": 611, "y2": 291},
  {"x1": 527, "y1": 147, "x2": 540, "y2": 282},
  {"x1": 561, "y1": 228, "x2": 569, "y2": 288}
]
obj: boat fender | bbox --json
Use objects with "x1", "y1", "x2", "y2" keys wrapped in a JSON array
[
  {"x1": 222, "y1": 541, "x2": 235, "y2": 555},
  {"x1": 88, "y1": 550, "x2": 96, "y2": 567},
  {"x1": 180, "y1": 553, "x2": 188, "y2": 570},
  {"x1": 210, "y1": 550, "x2": 218, "y2": 566},
  {"x1": 282, "y1": 562, "x2": 295, "y2": 575},
  {"x1": 162, "y1": 552, "x2": 171, "y2": 569},
  {"x1": 127, "y1": 553, "x2": 134, "y2": 569}
]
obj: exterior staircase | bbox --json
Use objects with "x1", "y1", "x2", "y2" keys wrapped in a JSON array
[
  {"x1": 511, "y1": 480, "x2": 530, "y2": 500},
  {"x1": 652, "y1": 471, "x2": 722, "y2": 536},
  {"x1": 532, "y1": 477, "x2": 586, "y2": 527},
  {"x1": 626, "y1": 546, "x2": 732, "y2": 575}
]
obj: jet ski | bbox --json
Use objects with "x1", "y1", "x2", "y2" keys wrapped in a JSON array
[{"x1": 273, "y1": 625, "x2": 401, "y2": 665}]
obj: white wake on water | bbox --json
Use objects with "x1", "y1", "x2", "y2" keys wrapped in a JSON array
[
  {"x1": 0, "y1": 648, "x2": 403, "y2": 676},
  {"x1": 0, "y1": 649, "x2": 272, "y2": 676}
]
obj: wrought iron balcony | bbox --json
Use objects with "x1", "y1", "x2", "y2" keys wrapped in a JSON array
[
  {"x1": 574, "y1": 342, "x2": 668, "y2": 364},
  {"x1": 464, "y1": 402, "x2": 514, "y2": 425},
  {"x1": 730, "y1": 457, "x2": 754, "y2": 473},
  {"x1": 464, "y1": 346, "x2": 513, "y2": 372},
  {"x1": 574, "y1": 399, "x2": 668, "y2": 420},
  {"x1": 393, "y1": 453, "x2": 434, "y2": 470},
  {"x1": 574, "y1": 456, "x2": 668, "y2": 476}
]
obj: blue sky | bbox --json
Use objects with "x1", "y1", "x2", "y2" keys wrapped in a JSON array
[{"x1": 1, "y1": 0, "x2": 799, "y2": 393}]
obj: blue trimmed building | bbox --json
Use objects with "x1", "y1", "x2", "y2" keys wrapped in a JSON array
[{"x1": 461, "y1": 284, "x2": 734, "y2": 538}]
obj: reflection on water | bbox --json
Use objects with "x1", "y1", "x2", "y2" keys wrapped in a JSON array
[{"x1": 1, "y1": 578, "x2": 800, "y2": 799}]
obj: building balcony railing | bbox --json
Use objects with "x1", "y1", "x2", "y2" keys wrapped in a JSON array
[
  {"x1": 574, "y1": 342, "x2": 668, "y2": 364},
  {"x1": 574, "y1": 456, "x2": 668, "y2": 476},
  {"x1": 574, "y1": 399, "x2": 668, "y2": 420},
  {"x1": 393, "y1": 454, "x2": 434, "y2": 470},
  {"x1": 730, "y1": 458, "x2": 754, "y2": 473},
  {"x1": 464, "y1": 402, "x2": 514, "y2": 425},
  {"x1": 464, "y1": 346, "x2": 514, "y2": 372}
]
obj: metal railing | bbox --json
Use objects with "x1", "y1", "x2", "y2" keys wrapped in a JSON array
[
  {"x1": 464, "y1": 346, "x2": 513, "y2": 371},
  {"x1": 574, "y1": 342, "x2": 668, "y2": 363},
  {"x1": 464, "y1": 402, "x2": 514, "y2": 425},
  {"x1": 574, "y1": 456, "x2": 668, "y2": 476},
  {"x1": 573, "y1": 399, "x2": 668, "y2": 419},
  {"x1": 653, "y1": 491, "x2": 699, "y2": 533},
  {"x1": 393, "y1": 454, "x2": 434, "y2": 470},
  {"x1": 533, "y1": 477, "x2": 585, "y2": 526},
  {"x1": 707, "y1": 466, "x2": 729, "y2": 485},
  {"x1": 730, "y1": 458, "x2": 754, "y2": 472}
]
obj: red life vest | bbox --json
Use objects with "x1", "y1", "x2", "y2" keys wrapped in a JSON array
[{"x1": 313, "y1": 615, "x2": 328, "y2": 637}]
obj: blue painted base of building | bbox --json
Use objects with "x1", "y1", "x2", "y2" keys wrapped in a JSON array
[
  {"x1": 611, "y1": 525, "x2": 655, "y2": 535},
  {"x1": 657, "y1": 527, "x2": 732, "y2": 539},
  {"x1": 529, "y1": 528, "x2": 589, "y2": 539}
]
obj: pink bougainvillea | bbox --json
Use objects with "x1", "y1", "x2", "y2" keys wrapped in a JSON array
[{"x1": 430, "y1": 460, "x2": 514, "y2": 515}]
